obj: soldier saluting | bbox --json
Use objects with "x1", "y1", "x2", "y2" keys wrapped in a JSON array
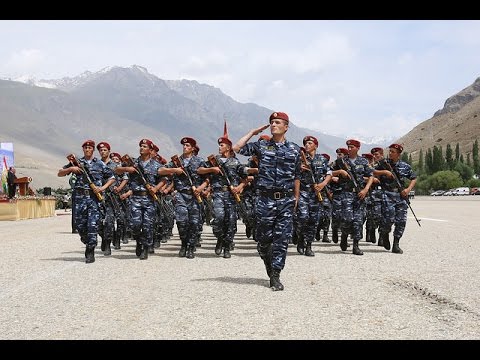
[{"x1": 233, "y1": 112, "x2": 301, "y2": 291}]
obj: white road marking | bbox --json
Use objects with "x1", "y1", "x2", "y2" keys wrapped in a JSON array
[{"x1": 410, "y1": 217, "x2": 448, "y2": 222}]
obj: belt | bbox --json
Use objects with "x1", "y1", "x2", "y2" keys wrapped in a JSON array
[
  {"x1": 300, "y1": 185, "x2": 315, "y2": 192},
  {"x1": 213, "y1": 185, "x2": 230, "y2": 192},
  {"x1": 178, "y1": 189, "x2": 193, "y2": 194},
  {"x1": 384, "y1": 188, "x2": 399, "y2": 193},
  {"x1": 75, "y1": 189, "x2": 93, "y2": 196},
  {"x1": 132, "y1": 191, "x2": 148, "y2": 196},
  {"x1": 258, "y1": 189, "x2": 294, "y2": 200}
]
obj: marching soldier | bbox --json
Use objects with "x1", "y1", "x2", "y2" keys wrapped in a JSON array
[
  {"x1": 233, "y1": 111, "x2": 301, "y2": 291},
  {"x1": 57, "y1": 140, "x2": 115, "y2": 264},
  {"x1": 114, "y1": 139, "x2": 166, "y2": 260},
  {"x1": 373, "y1": 144, "x2": 417, "y2": 254},
  {"x1": 331, "y1": 139, "x2": 374, "y2": 255},
  {"x1": 315, "y1": 153, "x2": 333, "y2": 243},
  {"x1": 295, "y1": 136, "x2": 332, "y2": 256},
  {"x1": 159, "y1": 137, "x2": 207, "y2": 259},
  {"x1": 198, "y1": 136, "x2": 255, "y2": 258},
  {"x1": 370, "y1": 147, "x2": 385, "y2": 247},
  {"x1": 329, "y1": 148, "x2": 348, "y2": 245}
]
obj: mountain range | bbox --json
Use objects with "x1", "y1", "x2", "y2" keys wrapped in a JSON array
[
  {"x1": 1, "y1": 65, "x2": 479, "y2": 190},
  {"x1": 0, "y1": 65, "x2": 381, "y2": 190}
]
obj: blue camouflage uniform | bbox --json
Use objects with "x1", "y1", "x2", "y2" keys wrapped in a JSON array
[
  {"x1": 239, "y1": 138, "x2": 301, "y2": 271},
  {"x1": 64, "y1": 157, "x2": 114, "y2": 248},
  {"x1": 295, "y1": 153, "x2": 332, "y2": 251},
  {"x1": 128, "y1": 157, "x2": 163, "y2": 249},
  {"x1": 202, "y1": 155, "x2": 249, "y2": 253},
  {"x1": 375, "y1": 159, "x2": 417, "y2": 239},
  {"x1": 331, "y1": 156, "x2": 373, "y2": 243},
  {"x1": 164, "y1": 154, "x2": 204, "y2": 251}
]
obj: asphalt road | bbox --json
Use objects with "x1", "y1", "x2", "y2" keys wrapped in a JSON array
[{"x1": 1, "y1": 196, "x2": 479, "y2": 340}]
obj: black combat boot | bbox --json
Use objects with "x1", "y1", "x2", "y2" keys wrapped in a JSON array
[
  {"x1": 135, "y1": 241, "x2": 142, "y2": 257},
  {"x1": 331, "y1": 228, "x2": 339, "y2": 243},
  {"x1": 104, "y1": 239, "x2": 112, "y2": 256},
  {"x1": 365, "y1": 221, "x2": 371, "y2": 243},
  {"x1": 223, "y1": 245, "x2": 231, "y2": 259},
  {"x1": 100, "y1": 237, "x2": 106, "y2": 252},
  {"x1": 369, "y1": 228, "x2": 377, "y2": 244},
  {"x1": 352, "y1": 239, "x2": 363, "y2": 255},
  {"x1": 215, "y1": 238, "x2": 223, "y2": 255},
  {"x1": 148, "y1": 244, "x2": 155, "y2": 254},
  {"x1": 85, "y1": 246, "x2": 95, "y2": 264},
  {"x1": 296, "y1": 233, "x2": 305, "y2": 255},
  {"x1": 139, "y1": 245, "x2": 149, "y2": 260},
  {"x1": 186, "y1": 246, "x2": 195, "y2": 259},
  {"x1": 382, "y1": 232, "x2": 391, "y2": 251},
  {"x1": 305, "y1": 242, "x2": 315, "y2": 257},
  {"x1": 315, "y1": 227, "x2": 321, "y2": 241},
  {"x1": 392, "y1": 236, "x2": 403, "y2": 254},
  {"x1": 263, "y1": 246, "x2": 273, "y2": 278},
  {"x1": 270, "y1": 269, "x2": 284, "y2": 291},
  {"x1": 178, "y1": 244, "x2": 187, "y2": 258},
  {"x1": 154, "y1": 239, "x2": 161, "y2": 248},
  {"x1": 322, "y1": 230, "x2": 331, "y2": 243},
  {"x1": 292, "y1": 230, "x2": 298, "y2": 245},
  {"x1": 113, "y1": 231, "x2": 121, "y2": 250},
  {"x1": 246, "y1": 224, "x2": 252, "y2": 239},
  {"x1": 340, "y1": 232, "x2": 348, "y2": 251},
  {"x1": 377, "y1": 232, "x2": 384, "y2": 247},
  {"x1": 230, "y1": 242, "x2": 235, "y2": 251}
]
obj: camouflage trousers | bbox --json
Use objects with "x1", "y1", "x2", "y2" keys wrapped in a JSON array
[
  {"x1": 380, "y1": 190, "x2": 408, "y2": 238},
  {"x1": 256, "y1": 194, "x2": 295, "y2": 271}
]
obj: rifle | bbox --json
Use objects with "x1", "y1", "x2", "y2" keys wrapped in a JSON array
[
  {"x1": 121, "y1": 154, "x2": 159, "y2": 202},
  {"x1": 381, "y1": 159, "x2": 421, "y2": 227},
  {"x1": 300, "y1": 149, "x2": 323, "y2": 202},
  {"x1": 207, "y1": 154, "x2": 242, "y2": 203},
  {"x1": 335, "y1": 157, "x2": 359, "y2": 193},
  {"x1": 171, "y1": 154, "x2": 203, "y2": 204},
  {"x1": 67, "y1": 154, "x2": 104, "y2": 202}
]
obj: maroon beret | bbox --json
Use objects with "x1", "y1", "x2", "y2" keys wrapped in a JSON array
[
  {"x1": 152, "y1": 143, "x2": 159, "y2": 152},
  {"x1": 109, "y1": 152, "x2": 121, "y2": 160},
  {"x1": 218, "y1": 137, "x2": 232, "y2": 147},
  {"x1": 259, "y1": 134, "x2": 271, "y2": 141},
  {"x1": 303, "y1": 135, "x2": 318, "y2": 147},
  {"x1": 269, "y1": 111, "x2": 289, "y2": 123},
  {"x1": 389, "y1": 143, "x2": 404, "y2": 153},
  {"x1": 346, "y1": 139, "x2": 361, "y2": 148},
  {"x1": 139, "y1": 138, "x2": 154, "y2": 149},
  {"x1": 321, "y1": 153, "x2": 331, "y2": 161},
  {"x1": 370, "y1": 147, "x2": 384, "y2": 155},
  {"x1": 362, "y1": 153, "x2": 374, "y2": 161},
  {"x1": 180, "y1": 137, "x2": 197, "y2": 147},
  {"x1": 336, "y1": 147, "x2": 349, "y2": 155},
  {"x1": 82, "y1": 140, "x2": 95, "y2": 148},
  {"x1": 96, "y1": 142, "x2": 110, "y2": 151}
]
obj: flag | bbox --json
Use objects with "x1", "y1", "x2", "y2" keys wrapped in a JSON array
[
  {"x1": 1, "y1": 155, "x2": 8, "y2": 194},
  {"x1": 223, "y1": 119, "x2": 229, "y2": 139}
]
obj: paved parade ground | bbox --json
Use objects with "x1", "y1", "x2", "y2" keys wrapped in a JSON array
[{"x1": 1, "y1": 196, "x2": 479, "y2": 340}]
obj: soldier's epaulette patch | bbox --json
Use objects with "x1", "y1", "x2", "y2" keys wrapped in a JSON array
[{"x1": 266, "y1": 146, "x2": 276, "y2": 151}]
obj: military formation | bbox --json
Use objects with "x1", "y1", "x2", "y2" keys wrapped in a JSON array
[{"x1": 58, "y1": 111, "x2": 417, "y2": 291}]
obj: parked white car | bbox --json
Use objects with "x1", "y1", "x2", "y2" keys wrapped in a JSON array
[{"x1": 452, "y1": 187, "x2": 470, "y2": 196}]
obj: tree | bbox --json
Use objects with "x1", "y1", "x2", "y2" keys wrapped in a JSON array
[
  {"x1": 455, "y1": 143, "x2": 460, "y2": 162},
  {"x1": 466, "y1": 153, "x2": 470, "y2": 166},
  {"x1": 429, "y1": 170, "x2": 463, "y2": 190},
  {"x1": 432, "y1": 145, "x2": 444, "y2": 173},
  {"x1": 445, "y1": 143, "x2": 454, "y2": 170},
  {"x1": 453, "y1": 162, "x2": 474, "y2": 183},
  {"x1": 473, "y1": 139, "x2": 479, "y2": 175},
  {"x1": 418, "y1": 148, "x2": 424, "y2": 174},
  {"x1": 401, "y1": 151, "x2": 409, "y2": 163},
  {"x1": 425, "y1": 148, "x2": 433, "y2": 175},
  {"x1": 408, "y1": 154, "x2": 413, "y2": 165}
]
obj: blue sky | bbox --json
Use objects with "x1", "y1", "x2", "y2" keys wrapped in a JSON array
[{"x1": 1, "y1": 20, "x2": 480, "y2": 141}]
